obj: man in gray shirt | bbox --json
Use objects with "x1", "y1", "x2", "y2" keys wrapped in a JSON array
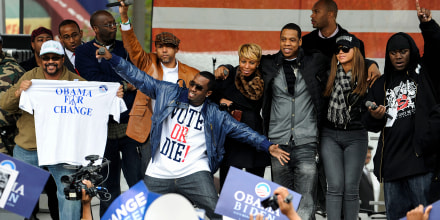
[{"x1": 260, "y1": 23, "x2": 329, "y2": 220}]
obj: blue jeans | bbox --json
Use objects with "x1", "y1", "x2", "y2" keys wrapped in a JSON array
[
  {"x1": 320, "y1": 128, "x2": 368, "y2": 220},
  {"x1": 271, "y1": 142, "x2": 318, "y2": 220},
  {"x1": 99, "y1": 136, "x2": 143, "y2": 216},
  {"x1": 13, "y1": 145, "x2": 81, "y2": 220},
  {"x1": 144, "y1": 171, "x2": 221, "y2": 220},
  {"x1": 384, "y1": 172, "x2": 432, "y2": 220}
]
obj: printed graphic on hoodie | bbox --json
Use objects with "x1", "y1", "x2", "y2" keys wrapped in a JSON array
[{"x1": 386, "y1": 80, "x2": 416, "y2": 120}]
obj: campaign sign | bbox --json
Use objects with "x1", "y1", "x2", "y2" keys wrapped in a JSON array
[
  {"x1": 400, "y1": 199, "x2": 440, "y2": 220},
  {"x1": 101, "y1": 180, "x2": 160, "y2": 220},
  {"x1": 0, "y1": 153, "x2": 49, "y2": 218},
  {"x1": 215, "y1": 167, "x2": 302, "y2": 220}
]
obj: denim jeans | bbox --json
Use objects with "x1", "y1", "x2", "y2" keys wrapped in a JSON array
[
  {"x1": 320, "y1": 128, "x2": 368, "y2": 220},
  {"x1": 13, "y1": 145, "x2": 81, "y2": 220},
  {"x1": 384, "y1": 172, "x2": 432, "y2": 220},
  {"x1": 271, "y1": 142, "x2": 318, "y2": 220},
  {"x1": 99, "y1": 136, "x2": 143, "y2": 216},
  {"x1": 144, "y1": 171, "x2": 222, "y2": 220}
]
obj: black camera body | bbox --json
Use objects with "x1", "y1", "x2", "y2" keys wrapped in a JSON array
[
  {"x1": 261, "y1": 194, "x2": 279, "y2": 211},
  {"x1": 261, "y1": 193, "x2": 293, "y2": 211},
  {"x1": 61, "y1": 155, "x2": 110, "y2": 200}
]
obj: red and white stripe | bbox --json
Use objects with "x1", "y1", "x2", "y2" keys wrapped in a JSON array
[{"x1": 152, "y1": 0, "x2": 440, "y2": 71}]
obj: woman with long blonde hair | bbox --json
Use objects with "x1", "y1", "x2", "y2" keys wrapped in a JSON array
[{"x1": 320, "y1": 33, "x2": 370, "y2": 220}]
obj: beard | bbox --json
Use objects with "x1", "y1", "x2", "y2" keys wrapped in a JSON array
[{"x1": 44, "y1": 63, "x2": 61, "y2": 76}]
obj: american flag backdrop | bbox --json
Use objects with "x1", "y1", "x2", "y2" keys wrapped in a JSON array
[{"x1": 151, "y1": 0, "x2": 440, "y2": 72}]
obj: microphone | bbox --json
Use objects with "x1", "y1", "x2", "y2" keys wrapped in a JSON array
[
  {"x1": 365, "y1": 101, "x2": 393, "y2": 120},
  {"x1": 106, "y1": 0, "x2": 134, "y2": 7}
]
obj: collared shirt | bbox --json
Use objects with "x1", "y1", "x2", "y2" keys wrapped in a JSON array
[
  {"x1": 65, "y1": 49, "x2": 75, "y2": 68},
  {"x1": 318, "y1": 26, "x2": 339, "y2": 39}
]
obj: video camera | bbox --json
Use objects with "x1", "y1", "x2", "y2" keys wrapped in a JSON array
[
  {"x1": 61, "y1": 155, "x2": 110, "y2": 200},
  {"x1": 261, "y1": 193, "x2": 293, "y2": 211}
]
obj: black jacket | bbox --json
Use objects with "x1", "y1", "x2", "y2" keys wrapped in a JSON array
[
  {"x1": 364, "y1": 20, "x2": 440, "y2": 182},
  {"x1": 212, "y1": 65, "x2": 270, "y2": 168},
  {"x1": 63, "y1": 48, "x2": 75, "y2": 73},
  {"x1": 302, "y1": 24, "x2": 366, "y2": 59},
  {"x1": 19, "y1": 55, "x2": 38, "y2": 72},
  {"x1": 261, "y1": 48, "x2": 329, "y2": 136}
]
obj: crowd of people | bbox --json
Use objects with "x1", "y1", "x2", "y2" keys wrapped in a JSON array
[{"x1": 0, "y1": 0, "x2": 439, "y2": 220}]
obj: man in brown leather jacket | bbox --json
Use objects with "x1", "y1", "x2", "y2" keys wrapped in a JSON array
[{"x1": 118, "y1": 2, "x2": 199, "y2": 174}]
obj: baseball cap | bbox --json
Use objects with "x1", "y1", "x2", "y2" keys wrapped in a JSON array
[
  {"x1": 336, "y1": 34, "x2": 361, "y2": 49},
  {"x1": 40, "y1": 40, "x2": 65, "y2": 56},
  {"x1": 155, "y1": 32, "x2": 180, "y2": 47}
]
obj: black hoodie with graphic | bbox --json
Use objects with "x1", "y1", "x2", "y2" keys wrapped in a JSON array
[{"x1": 364, "y1": 20, "x2": 440, "y2": 182}]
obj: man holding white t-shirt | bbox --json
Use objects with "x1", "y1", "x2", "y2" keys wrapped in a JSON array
[
  {"x1": 0, "y1": 40, "x2": 124, "y2": 220},
  {"x1": 97, "y1": 47, "x2": 290, "y2": 220}
]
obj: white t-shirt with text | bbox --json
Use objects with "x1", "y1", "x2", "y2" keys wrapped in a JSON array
[
  {"x1": 19, "y1": 79, "x2": 127, "y2": 166},
  {"x1": 146, "y1": 104, "x2": 210, "y2": 178}
]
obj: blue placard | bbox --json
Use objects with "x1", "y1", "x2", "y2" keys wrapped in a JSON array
[
  {"x1": 101, "y1": 180, "x2": 160, "y2": 220},
  {"x1": 215, "y1": 167, "x2": 302, "y2": 220},
  {"x1": 400, "y1": 199, "x2": 440, "y2": 220},
  {"x1": 0, "y1": 153, "x2": 50, "y2": 218}
]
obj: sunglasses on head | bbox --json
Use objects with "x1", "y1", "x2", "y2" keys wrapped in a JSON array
[
  {"x1": 189, "y1": 80, "x2": 204, "y2": 91},
  {"x1": 41, "y1": 55, "x2": 62, "y2": 61},
  {"x1": 334, "y1": 46, "x2": 351, "y2": 54}
]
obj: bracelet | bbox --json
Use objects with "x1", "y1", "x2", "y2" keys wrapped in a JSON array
[{"x1": 121, "y1": 18, "x2": 130, "y2": 25}]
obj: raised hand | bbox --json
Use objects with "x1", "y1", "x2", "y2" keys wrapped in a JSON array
[{"x1": 416, "y1": 0, "x2": 432, "y2": 23}]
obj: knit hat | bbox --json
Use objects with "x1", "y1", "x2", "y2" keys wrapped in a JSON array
[
  {"x1": 40, "y1": 40, "x2": 64, "y2": 56},
  {"x1": 155, "y1": 32, "x2": 180, "y2": 47},
  {"x1": 336, "y1": 34, "x2": 361, "y2": 49},
  {"x1": 387, "y1": 34, "x2": 410, "y2": 51},
  {"x1": 31, "y1": 27, "x2": 53, "y2": 42}
]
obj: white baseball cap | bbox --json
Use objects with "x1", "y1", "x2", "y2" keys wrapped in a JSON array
[{"x1": 40, "y1": 40, "x2": 64, "y2": 56}]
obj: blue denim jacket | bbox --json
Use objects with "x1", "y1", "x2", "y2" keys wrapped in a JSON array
[{"x1": 108, "y1": 55, "x2": 272, "y2": 173}]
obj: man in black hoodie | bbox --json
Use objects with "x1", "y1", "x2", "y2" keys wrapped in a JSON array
[{"x1": 364, "y1": 1, "x2": 440, "y2": 219}]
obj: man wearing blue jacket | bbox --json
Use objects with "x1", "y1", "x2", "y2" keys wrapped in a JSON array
[{"x1": 95, "y1": 46, "x2": 290, "y2": 220}]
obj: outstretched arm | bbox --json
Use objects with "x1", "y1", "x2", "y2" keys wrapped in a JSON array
[{"x1": 95, "y1": 45, "x2": 162, "y2": 99}]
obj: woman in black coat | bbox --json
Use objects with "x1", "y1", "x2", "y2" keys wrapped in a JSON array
[{"x1": 213, "y1": 43, "x2": 270, "y2": 190}]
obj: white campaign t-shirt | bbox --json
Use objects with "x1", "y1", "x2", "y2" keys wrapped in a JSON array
[
  {"x1": 19, "y1": 79, "x2": 127, "y2": 166},
  {"x1": 146, "y1": 104, "x2": 210, "y2": 178}
]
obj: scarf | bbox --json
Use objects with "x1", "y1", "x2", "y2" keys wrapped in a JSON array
[
  {"x1": 283, "y1": 59, "x2": 297, "y2": 96},
  {"x1": 235, "y1": 68, "x2": 264, "y2": 100},
  {"x1": 327, "y1": 65, "x2": 352, "y2": 126}
]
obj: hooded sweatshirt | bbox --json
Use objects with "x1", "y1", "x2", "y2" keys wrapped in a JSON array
[{"x1": 363, "y1": 20, "x2": 440, "y2": 182}]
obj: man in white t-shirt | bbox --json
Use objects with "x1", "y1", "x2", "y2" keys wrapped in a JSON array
[
  {"x1": 118, "y1": 2, "x2": 199, "y2": 178},
  {"x1": 98, "y1": 48, "x2": 290, "y2": 220},
  {"x1": 0, "y1": 40, "x2": 123, "y2": 220}
]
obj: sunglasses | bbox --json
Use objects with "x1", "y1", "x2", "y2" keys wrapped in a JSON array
[
  {"x1": 41, "y1": 56, "x2": 62, "y2": 61},
  {"x1": 219, "y1": 103, "x2": 236, "y2": 112},
  {"x1": 189, "y1": 80, "x2": 204, "y2": 91},
  {"x1": 334, "y1": 46, "x2": 351, "y2": 54}
]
